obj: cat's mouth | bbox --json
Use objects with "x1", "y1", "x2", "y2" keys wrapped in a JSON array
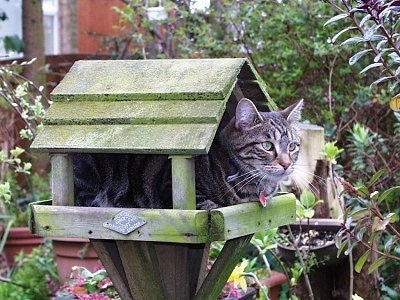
[{"x1": 259, "y1": 192, "x2": 268, "y2": 207}]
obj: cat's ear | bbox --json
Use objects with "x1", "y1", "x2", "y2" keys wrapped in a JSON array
[
  {"x1": 235, "y1": 98, "x2": 264, "y2": 130},
  {"x1": 280, "y1": 99, "x2": 304, "y2": 123}
]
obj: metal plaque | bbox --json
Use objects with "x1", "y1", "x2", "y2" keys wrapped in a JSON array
[{"x1": 103, "y1": 211, "x2": 147, "y2": 235}]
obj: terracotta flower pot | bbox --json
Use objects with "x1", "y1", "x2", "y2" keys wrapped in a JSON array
[
  {"x1": 260, "y1": 270, "x2": 287, "y2": 300},
  {"x1": 2, "y1": 227, "x2": 44, "y2": 266},
  {"x1": 52, "y1": 237, "x2": 100, "y2": 283}
]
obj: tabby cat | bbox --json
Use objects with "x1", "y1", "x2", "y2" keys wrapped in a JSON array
[{"x1": 73, "y1": 98, "x2": 303, "y2": 209}]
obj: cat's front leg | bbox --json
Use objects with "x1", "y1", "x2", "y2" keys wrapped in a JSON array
[{"x1": 196, "y1": 198, "x2": 219, "y2": 210}]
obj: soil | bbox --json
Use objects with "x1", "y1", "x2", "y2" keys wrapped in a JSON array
[{"x1": 277, "y1": 227, "x2": 336, "y2": 251}]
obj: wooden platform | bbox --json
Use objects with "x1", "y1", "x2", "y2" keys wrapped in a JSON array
[{"x1": 30, "y1": 194, "x2": 295, "y2": 243}]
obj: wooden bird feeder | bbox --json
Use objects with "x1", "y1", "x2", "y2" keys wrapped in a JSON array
[{"x1": 29, "y1": 58, "x2": 296, "y2": 299}]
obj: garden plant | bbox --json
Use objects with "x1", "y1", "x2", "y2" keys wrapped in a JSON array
[{"x1": 0, "y1": 59, "x2": 51, "y2": 248}]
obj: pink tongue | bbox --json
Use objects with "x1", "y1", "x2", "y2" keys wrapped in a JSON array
[{"x1": 259, "y1": 192, "x2": 267, "y2": 207}]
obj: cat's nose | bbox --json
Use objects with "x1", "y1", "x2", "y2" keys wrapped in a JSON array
[{"x1": 278, "y1": 154, "x2": 291, "y2": 170}]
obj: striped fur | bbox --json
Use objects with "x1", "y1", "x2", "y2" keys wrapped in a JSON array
[{"x1": 73, "y1": 98, "x2": 303, "y2": 209}]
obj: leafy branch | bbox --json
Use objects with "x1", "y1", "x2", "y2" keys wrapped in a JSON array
[
  {"x1": 324, "y1": 0, "x2": 400, "y2": 96},
  {"x1": 336, "y1": 170, "x2": 400, "y2": 274}
]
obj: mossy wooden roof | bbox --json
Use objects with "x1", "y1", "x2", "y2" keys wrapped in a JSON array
[{"x1": 31, "y1": 58, "x2": 273, "y2": 154}]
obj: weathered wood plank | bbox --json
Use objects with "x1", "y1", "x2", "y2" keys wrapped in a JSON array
[
  {"x1": 154, "y1": 242, "x2": 210, "y2": 299},
  {"x1": 31, "y1": 124, "x2": 217, "y2": 155},
  {"x1": 29, "y1": 194, "x2": 296, "y2": 243},
  {"x1": 195, "y1": 234, "x2": 253, "y2": 299},
  {"x1": 117, "y1": 241, "x2": 165, "y2": 299},
  {"x1": 30, "y1": 202, "x2": 210, "y2": 243},
  {"x1": 90, "y1": 240, "x2": 133, "y2": 300},
  {"x1": 43, "y1": 100, "x2": 225, "y2": 125},
  {"x1": 209, "y1": 193, "x2": 296, "y2": 241},
  {"x1": 51, "y1": 59, "x2": 245, "y2": 101},
  {"x1": 170, "y1": 156, "x2": 196, "y2": 210},
  {"x1": 51, "y1": 155, "x2": 74, "y2": 206}
]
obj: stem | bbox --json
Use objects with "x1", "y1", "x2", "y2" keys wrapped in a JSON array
[
  {"x1": 347, "y1": 232, "x2": 354, "y2": 299},
  {"x1": 0, "y1": 276, "x2": 27, "y2": 288},
  {"x1": 255, "y1": 244, "x2": 271, "y2": 276},
  {"x1": 287, "y1": 225, "x2": 314, "y2": 300},
  {"x1": 348, "y1": 229, "x2": 400, "y2": 261},
  {"x1": 328, "y1": 54, "x2": 338, "y2": 114},
  {"x1": 243, "y1": 272, "x2": 270, "y2": 300}
]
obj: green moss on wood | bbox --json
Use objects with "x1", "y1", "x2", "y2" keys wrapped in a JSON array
[
  {"x1": 210, "y1": 193, "x2": 296, "y2": 240},
  {"x1": 43, "y1": 100, "x2": 225, "y2": 125},
  {"x1": 29, "y1": 194, "x2": 296, "y2": 243},
  {"x1": 51, "y1": 59, "x2": 245, "y2": 101},
  {"x1": 31, "y1": 124, "x2": 217, "y2": 155}
]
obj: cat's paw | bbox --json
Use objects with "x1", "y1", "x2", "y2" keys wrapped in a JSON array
[{"x1": 197, "y1": 200, "x2": 219, "y2": 210}]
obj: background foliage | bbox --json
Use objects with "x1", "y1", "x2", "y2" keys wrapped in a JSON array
[{"x1": 108, "y1": 0, "x2": 398, "y2": 185}]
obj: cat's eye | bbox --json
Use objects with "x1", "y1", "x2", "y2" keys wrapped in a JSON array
[
  {"x1": 262, "y1": 141, "x2": 274, "y2": 151},
  {"x1": 288, "y1": 142, "x2": 297, "y2": 151}
]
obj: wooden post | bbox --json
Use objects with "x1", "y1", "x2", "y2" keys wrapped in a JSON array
[
  {"x1": 51, "y1": 154, "x2": 74, "y2": 206},
  {"x1": 195, "y1": 234, "x2": 253, "y2": 299},
  {"x1": 90, "y1": 240, "x2": 133, "y2": 300},
  {"x1": 170, "y1": 155, "x2": 196, "y2": 210},
  {"x1": 160, "y1": 155, "x2": 210, "y2": 298}
]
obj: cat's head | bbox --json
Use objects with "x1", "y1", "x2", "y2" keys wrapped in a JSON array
[{"x1": 223, "y1": 98, "x2": 303, "y2": 185}]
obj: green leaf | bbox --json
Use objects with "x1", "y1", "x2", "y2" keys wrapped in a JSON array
[
  {"x1": 345, "y1": 241, "x2": 359, "y2": 256},
  {"x1": 370, "y1": 76, "x2": 393, "y2": 87},
  {"x1": 364, "y1": 24, "x2": 381, "y2": 40},
  {"x1": 349, "y1": 49, "x2": 372, "y2": 65},
  {"x1": 357, "y1": 187, "x2": 370, "y2": 198},
  {"x1": 378, "y1": 213, "x2": 396, "y2": 230},
  {"x1": 3, "y1": 34, "x2": 25, "y2": 53},
  {"x1": 389, "y1": 81, "x2": 399, "y2": 92},
  {"x1": 296, "y1": 202, "x2": 305, "y2": 219},
  {"x1": 350, "y1": 208, "x2": 368, "y2": 219},
  {"x1": 23, "y1": 162, "x2": 32, "y2": 172},
  {"x1": 359, "y1": 62, "x2": 383, "y2": 74},
  {"x1": 324, "y1": 13, "x2": 349, "y2": 27},
  {"x1": 378, "y1": 186, "x2": 400, "y2": 204},
  {"x1": 370, "y1": 191, "x2": 379, "y2": 201},
  {"x1": 337, "y1": 239, "x2": 349, "y2": 258},
  {"x1": 334, "y1": 228, "x2": 345, "y2": 249},
  {"x1": 368, "y1": 34, "x2": 386, "y2": 42},
  {"x1": 355, "y1": 249, "x2": 371, "y2": 273},
  {"x1": 359, "y1": 14, "x2": 371, "y2": 27},
  {"x1": 340, "y1": 37, "x2": 365, "y2": 46},
  {"x1": 368, "y1": 230, "x2": 381, "y2": 244},
  {"x1": 376, "y1": 39, "x2": 387, "y2": 50},
  {"x1": 303, "y1": 208, "x2": 315, "y2": 219},
  {"x1": 10, "y1": 147, "x2": 25, "y2": 158},
  {"x1": 0, "y1": 182, "x2": 12, "y2": 203},
  {"x1": 331, "y1": 27, "x2": 357, "y2": 43},
  {"x1": 384, "y1": 236, "x2": 396, "y2": 253},
  {"x1": 251, "y1": 238, "x2": 263, "y2": 248},
  {"x1": 368, "y1": 256, "x2": 386, "y2": 274},
  {"x1": 367, "y1": 169, "x2": 387, "y2": 187},
  {"x1": 300, "y1": 190, "x2": 315, "y2": 208}
]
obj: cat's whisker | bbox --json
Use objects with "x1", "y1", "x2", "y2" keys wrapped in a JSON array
[
  {"x1": 287, "y1": 173, "x2": 325, "y2": 199},
  {"x1": 223, "y1": 170, "x2": 263, "y2": 197},
  {"x1": 293, "y1": 168, "x2": 329, "y2": 187},
  {"x1": 227, "y1": 170, "x2": 259, "y2": 182}
]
